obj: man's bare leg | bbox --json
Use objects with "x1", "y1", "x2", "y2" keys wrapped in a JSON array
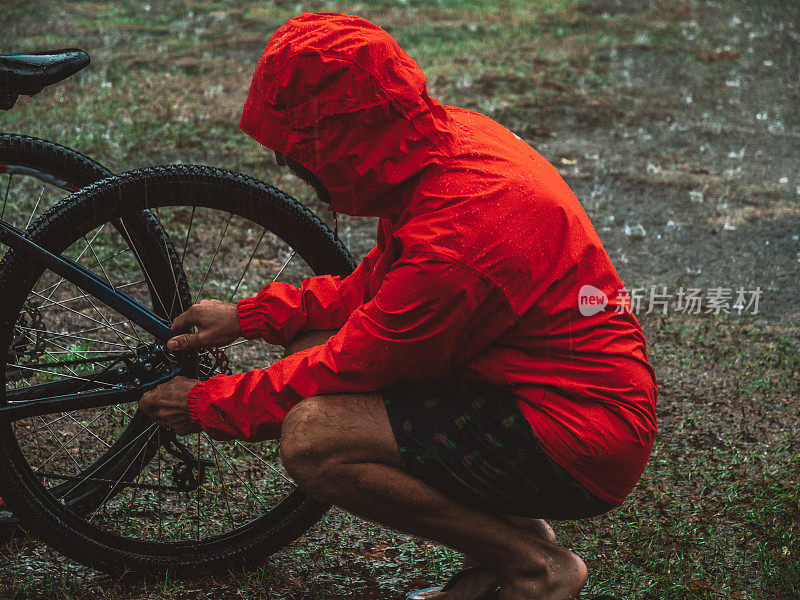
[
  {"x1": 279, "y1": 393, "x2": 587, "y2": 600},
  {"x1": 287, "y1": 333, "x2": 559, "y2": 549},
  {"x1": 283, "y1": 331, "x2": 567, "y2": 600}
]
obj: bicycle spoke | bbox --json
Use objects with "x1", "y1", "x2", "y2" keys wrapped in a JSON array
[
  {"x1": 78, "y1": 231, "x2": 150, "y2": 346},
  {"x1": 117, "y1": 219, "x2": 169, "y2": 318},
  {"x1": 16, "y1": 403, "x2": 133, "y2": 442},
  {"x1": 88, "y1": 424, "x2": 160, "y2": 525},
  {"x1": 82, "y1": 289, "x2": 143, "y2": 348},
  {"x1": 195, "y1": 433, "x2": 202, "y2": 541},
  {"x1": 34, "y1": 405, "x2": 121, "y2": 472},
  {"x1": 120, "y1": 443, "x2": 149, "y2": 538},
  {"x1": 6, "y1": 363, "x2": 118, "y2": 388},
  {"x1": 34, "y1": 345, "x2": 109, "y2": 400},
  {"x1": 156, "y1": 439, "x2": 163, "y2": 538},
  {"x1": 29, "y1": 319, "x2": 136, "y2": 342},
  {"x1": 16, "y1": 411, "x2": 79, "y2": 441},
  {"x1": 153, "y1": 207, "x2": 186, "y2": 317},
  {"x1": 64, "y1": 422, "x2": 158, "y2": 505},
  {"x1": 37, "y1": 415, "x2": 84, "y2": 474},
  {"x1": 194, "y1": 211, "x2": 233, "y2": 304},
  {"x1": 271, "y1": 250, "x2": 297, "y2": 284},
  {"x1": 39, "y1": 282, "x2": 145, "y2": 310},
  {"x1": 13, "y1": 325, "x2": 128, "y2": 348},
  {"x1": 29, "y1": 289, "x2": 140, "y2": 350},
  {"x1": 17, "y1": 329, "x2": 92, "y2": 362},
  {"x1": 63, "y1": 412, "x2": 112, "y2": 449},
  {"x1": 220, "y1": 339, "x2": 248, "y2": 351},
  {"x1": 202, "y1": 433, "x2": 271, "y2": 512},
  {"x1": 36, "y1": 349, "x2": 127, "y2": 355},
  {"x1": 35, "y1": 247, "x2": 133, "y2": 301},
  {"x1": 233, "y1": 440, "x2": 294, "y2": 487},
  {"x1": 228, "y1": 229, "x2": 266, "y2": 302},
  {"x1": 206, "y1": 439, "x2": 237, "y2": 530},
  {"x1": 37, "y1": 224, "x2": 108, "y2": 305},
  {"x1": 179, "y1": 206, "x2": 196, "y2": 273},
  {"x1": 25, "y1": 186, "x2": 46, "y2": 230},
  {"x1": 16, "y1": 329, "x2": 131, "y2": 388}
]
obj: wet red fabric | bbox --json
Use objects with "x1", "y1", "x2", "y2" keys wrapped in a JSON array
[{"x1": 187, "y1": 12, "x2": 657, "y2": 505}]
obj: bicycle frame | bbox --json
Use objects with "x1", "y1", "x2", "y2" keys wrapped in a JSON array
[{"x1": 0, "y1": 217, "x2": 180, "y2": 422}]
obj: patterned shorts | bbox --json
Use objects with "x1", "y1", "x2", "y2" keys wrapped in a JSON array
[{"x1": 382, "y1": 380, "x2": 613, "y2": 520}]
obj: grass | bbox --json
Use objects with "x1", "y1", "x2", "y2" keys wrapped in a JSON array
[
  {"x1": 551, "y1": 315, "x2": 800, "y2": 600},
  {"x1": 2, "y1": 0, "x2": 799, "y2": 598}
]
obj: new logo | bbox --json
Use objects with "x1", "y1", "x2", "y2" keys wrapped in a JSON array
[{"x1": 578, "y1": 285, "x2": 608, "y2": 316}]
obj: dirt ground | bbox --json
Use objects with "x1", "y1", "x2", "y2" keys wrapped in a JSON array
[{"x1": 1, "y1": 0, "x2": 798, "y2": 599}]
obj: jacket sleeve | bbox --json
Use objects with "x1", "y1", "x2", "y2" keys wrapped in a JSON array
[
  {"x1": 187, "y1": 252, "x2": 516, "y2": 441},
  {"x1": 236, "y1": 242, "x2": 380, "y2": 346}
]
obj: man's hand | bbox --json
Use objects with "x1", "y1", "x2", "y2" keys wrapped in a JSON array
[
  {"x1": 139, "y1": 376, "x2": 202, "y2": 435},
  {"x1": 167, "y1": 299, "x2": 241, "y2": 351}
]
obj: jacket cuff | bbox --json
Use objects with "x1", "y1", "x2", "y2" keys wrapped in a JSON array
[
  {"x1": 237, "y1": 297, "x2": 263, "y2": 340},
  {"x1": 186, "y1": 381, "x2": 205, "y2": 425}
]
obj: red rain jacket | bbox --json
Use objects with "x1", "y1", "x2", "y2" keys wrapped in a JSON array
[{"x1": 187, "y1": 13, "x2": 657, "y2": 506}]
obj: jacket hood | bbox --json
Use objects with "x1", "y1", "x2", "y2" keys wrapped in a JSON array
[{"x1": 240, "y1": 12, "x2": 454, "y2": 218}]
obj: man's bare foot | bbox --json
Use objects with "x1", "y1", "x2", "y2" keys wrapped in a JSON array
[
  {"x1": 498, "y1": 542, "x2": 587, "y2": 600},
  {"x1": 410, "y1": 520, "x2": 559, "y2": 600}
]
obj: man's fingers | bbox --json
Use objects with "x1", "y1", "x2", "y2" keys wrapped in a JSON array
[
  {"x1": 167, "y1": 332, "x2": 201, "y2": 351},
  {"x1": 171, "y1": 309, "x2": 195, "y2": 333}
]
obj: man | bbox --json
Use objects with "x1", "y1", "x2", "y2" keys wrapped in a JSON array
[{"x1": 140, "y1": 12, "x2": 657, "y2": 600}]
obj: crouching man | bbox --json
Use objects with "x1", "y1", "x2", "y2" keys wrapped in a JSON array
[{"x1": 141, "y1": 13, "x2": 657, "y2": 600}]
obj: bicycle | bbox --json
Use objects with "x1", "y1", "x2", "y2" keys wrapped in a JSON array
[{"x1": 0, "y1": 49, "x2": 356, "y2": 574}]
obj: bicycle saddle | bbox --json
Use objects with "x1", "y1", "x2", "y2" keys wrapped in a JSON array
[{"x1": 0, "y1": 49, "x2": 89, "y2": 110}]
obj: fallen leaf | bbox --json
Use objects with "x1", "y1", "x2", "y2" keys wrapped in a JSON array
[
  {"x1": 688, "y1": 579, "x2": 712, "y2": 590},
  {"x1": 695, "y1": 49, "x2": 741, "y2": 62}
]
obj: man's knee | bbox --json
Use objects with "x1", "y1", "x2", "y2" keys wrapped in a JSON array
[
  {"x1": 280, "y1": 392, "x2": 399, "y2": 501},
  {"x1": 280, "y1": 397, "x2": 337, "y2": 499}
]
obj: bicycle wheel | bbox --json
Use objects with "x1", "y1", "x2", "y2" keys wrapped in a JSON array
[
  {"x1": 0, "y1": 133, "x2": 185, "y2": 541},
  {"x1": 0, "y1": 164, "x2": 356, "y2": 574}
]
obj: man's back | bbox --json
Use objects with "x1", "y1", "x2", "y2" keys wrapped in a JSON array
[{"x1": 340, "y1": 103, "x2": 658, "y2": 505}]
